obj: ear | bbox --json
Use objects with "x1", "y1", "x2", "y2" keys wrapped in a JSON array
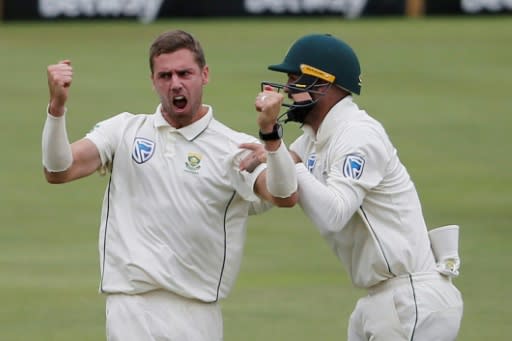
[
  {"x1": 202, "y1": 65, "x2": 209, "y2": 85},
  {"x1": 150, "y1": 73, "x2": 156, "y2": 90}
]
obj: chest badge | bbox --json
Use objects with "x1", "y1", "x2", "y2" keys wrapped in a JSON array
[
  {"x1": 185, "y1": 152, "x2": 202, "y2": 173},
  {"x1": 343, "y1": 154, "x2": 365, "y2": 180},
  {"x1": 132, "y1": 137, "x2": 155, "y2": 164}
]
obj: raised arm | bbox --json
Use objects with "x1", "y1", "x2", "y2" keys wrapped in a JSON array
[
  {"x1": 42, "y1": 60, "x2": 102, "y2": 184},
  {"x1": 251, "y1": 87, "x2": 298, "y2": 207}
]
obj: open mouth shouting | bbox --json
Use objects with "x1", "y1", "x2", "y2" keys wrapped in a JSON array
[{"x1": 173, "y1": 95, "x2": 187, "y2": 110}]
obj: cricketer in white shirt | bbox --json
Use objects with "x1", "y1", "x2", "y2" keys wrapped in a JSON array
[
  {"x1": 42, "y1": 29, "x2": 298, "y2": 341},
  {"x1": 86, "y1": 104, "x2": 270, "y2": 301},
  {"x1": 290, "y1": 96, "x2": 463, "y2": 341}
]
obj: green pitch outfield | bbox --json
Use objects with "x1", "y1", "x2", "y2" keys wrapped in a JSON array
[{"x1": 0, "y1": 16, "x2": 510, "y2": 340}]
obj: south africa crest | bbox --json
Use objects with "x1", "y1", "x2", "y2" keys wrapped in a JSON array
[{"x1": 185, "y1": 152, "x2": 202, "y2": 173}]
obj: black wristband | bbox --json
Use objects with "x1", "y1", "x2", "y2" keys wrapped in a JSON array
[{"x1": 259, "y1": 123, "x2": 283, "y2": 141}]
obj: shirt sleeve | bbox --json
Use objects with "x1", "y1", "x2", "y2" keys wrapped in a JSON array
[
  {"x1": 85, "y1": 112, "x2": 132, "y2": 169},
  {"x1": 248, "y1": 199, "x2": 273, "y2": 216},
  {"x1": 289, "y1": 135, "x2": 308, "y2": 162},
  {"x1": 297, "y1": 123, "x2": 392, "y2": 235},
  {"x1": 226, "y1": 141, "x2": 267, "y2": 202}
]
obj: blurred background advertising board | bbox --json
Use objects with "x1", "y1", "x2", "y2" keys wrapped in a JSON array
[{"x1": 2, "y1": 0, "x2": 511, "y2": 21}]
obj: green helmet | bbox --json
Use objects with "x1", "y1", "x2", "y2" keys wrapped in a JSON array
[{"x1": 268, "y1": 33, "x2": 362, "y2": 95}]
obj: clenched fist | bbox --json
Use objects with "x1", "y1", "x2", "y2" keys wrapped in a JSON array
[
  {"x1": 47, "y1": 60, "x2": 73, "y2": 117},
  {"x1": 255, "y1": 85, "x2": 283, "y2": 133}
]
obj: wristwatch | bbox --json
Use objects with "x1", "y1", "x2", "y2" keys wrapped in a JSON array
[{"x1": 259, "y1": 123, "x2": 283, "y2": 141}]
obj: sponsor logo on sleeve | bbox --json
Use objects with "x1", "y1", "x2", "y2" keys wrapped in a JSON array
[{"x1": 343, "y1": 153, "x2": 365, "y2": 180}]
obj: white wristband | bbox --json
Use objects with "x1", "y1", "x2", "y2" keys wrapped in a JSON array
[
  {"x1": 266, "y1": 142, "x2": 297, "y2": 198},
  {"x1": 42, "y1": 112, "x2": 73, "y2": 172}
]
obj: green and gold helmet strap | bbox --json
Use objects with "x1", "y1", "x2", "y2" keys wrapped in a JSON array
[{"x1": 300, "y1": 64, "x2": 335, "y2": 83}]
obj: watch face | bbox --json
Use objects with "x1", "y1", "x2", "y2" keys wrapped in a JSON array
[{"x1": 276, "y1": 124, "x2": 283, "y2": 138}]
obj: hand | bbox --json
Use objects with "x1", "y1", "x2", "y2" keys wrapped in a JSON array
[
  {"x1": 289, "y1": 150, "x2": 302, "y2": 164},
  {"x1": 255, "y1": 85, "x2": 283, "y2": 132},
  {"x1": 239, "y1": 143, "x2": 267, "y2": 173},
  {"x1": 47, "y1": 60, "x2": 73, "y2": 117}
]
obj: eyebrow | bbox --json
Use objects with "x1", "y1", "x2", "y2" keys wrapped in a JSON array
[{"x1": 157, "y1": 68, "x2": 194, "y2": 76}]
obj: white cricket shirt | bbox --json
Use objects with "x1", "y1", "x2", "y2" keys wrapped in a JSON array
[
  {"x1": 86, "y1": 105, "x2": 268, "y2": 302},
  {"x1": 290, "y1": 96, "x2": 436, "y2": 289}
]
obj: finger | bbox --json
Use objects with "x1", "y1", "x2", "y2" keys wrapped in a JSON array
[
  {"x1": 240, "y1": 154, "x2": 262, "y2": 172},
  {"x1": 256, "y1": 92, "x2": 269, "y2": 103},
  {"x1": 61, "y1": 78, "x2": 72, "y2": 88},
  {"x1": 255, "y1": 99, "x2": 265, "y2": 109},
  {"x1": 255, "y1": 93, "x2": 276, "y2": 113},
  {"x1": 50, "y1": 74, "x2": 72, "y2": 88},
  {"x1": 289, "y1": 150, "x2": 302, "y2": 163},
  {"x1": 54, "y1": 67, "x2": 73, "y2": 88},
  {"x1": 242, "y1": 159, "x2": 260, "y2": 173},
  {"x1": 239, "y1": 143, "x2": 261, "y2": 151},
  {"x1": 48, "y1": 64, "x2": 72, "y2": 76},
  {"x1": 239, "y1": 153, "x2": 254, "y2": 170}
]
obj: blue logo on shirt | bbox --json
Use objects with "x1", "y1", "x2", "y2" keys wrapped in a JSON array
[
  {"x1": 307, "y1": 154, "x2": 317, "y2": 173},
  {"x1": 132, "y1": 137, "x2": 155, "y2": 164},
  {"x1": 343, "y1": 154, "x2": 365, "y2": 180}
]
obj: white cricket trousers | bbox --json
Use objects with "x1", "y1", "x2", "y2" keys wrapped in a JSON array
[
  {"x1": 348, "y1": 272, "x2": 463, "y2": 341},
  {"x1": 105, "y1": 290, "x2": 223, "y2": 341}
]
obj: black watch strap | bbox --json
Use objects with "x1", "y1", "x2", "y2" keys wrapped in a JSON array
[{"x1": 259, "y1": 123, "x2": 283, "y2": 141}]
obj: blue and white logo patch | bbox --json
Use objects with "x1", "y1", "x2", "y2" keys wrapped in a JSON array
[
  {"x1": 306, "y1": 154, "x2": 317, "y2": 173},
  {"x1": 343, "y1": 154, "x2": 365, "y2": 180},
  {"x1": 132, "y1": 137, "x2": 155, "y2": 164}
]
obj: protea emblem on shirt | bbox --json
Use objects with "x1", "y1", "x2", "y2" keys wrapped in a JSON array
[
  {"x1": 185, "y1": 152, "x2": 202, "y2": 173},
  {"x1": 343, "y1": 153, "x2": 365, "y2": 180},
  {"x1": 132, "y1": 137, "x2": 155, "y2": 164}
]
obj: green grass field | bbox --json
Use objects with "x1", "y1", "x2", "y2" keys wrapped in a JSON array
[{"x1": 1, "y1": 16, "x2": 511, "y2": 340}]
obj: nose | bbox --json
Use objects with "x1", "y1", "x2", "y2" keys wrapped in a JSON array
[{"x1": 170, "y1": 76, "x2": 183, "y2": 92}]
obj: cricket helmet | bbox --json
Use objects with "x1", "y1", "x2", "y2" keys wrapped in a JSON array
[
  {"x1": 265, "y1": 34, "x2": 361, "y2": 124},
  {"x1": 269, "y1": 33, "x2": 362, "y2": 95}
]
